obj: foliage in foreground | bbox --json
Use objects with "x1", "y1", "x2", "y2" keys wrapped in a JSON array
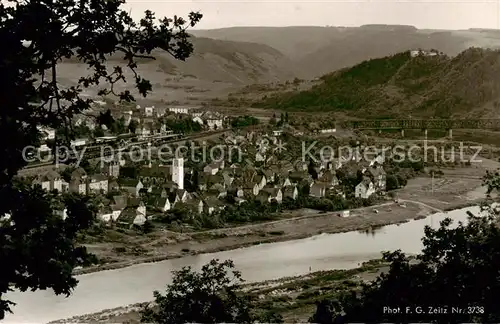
[
  {"x1": 0, "y1": 0, "x2": 201, "y2": 319},
  {"x1": 141, "y1": 259, "x2": 283, "y2": 324}
]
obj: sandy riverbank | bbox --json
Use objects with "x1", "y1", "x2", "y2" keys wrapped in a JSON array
[{"x1": 77, "y1": 195, "x2": 483, "y2": 276}]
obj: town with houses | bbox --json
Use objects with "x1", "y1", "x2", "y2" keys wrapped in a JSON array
[{"x1": 22, "y1": 103, "x2": 392, "y2": 230}]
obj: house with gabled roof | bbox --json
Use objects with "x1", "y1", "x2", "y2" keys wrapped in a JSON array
[
  {"x1": 243, "y1": 183, "x2": 260, "y2": 197},
  {"x1": 117, "y1": 208, "x2": 146, "y2": 227},
  {"x1": 294, "y1": 160, "x2": 308, "y2": 172},
  {"x1": 278, "y1": 160, "x2": 294, "y2": 173},
  {"x1": 310, "y1": 182, "x2": 327, "y2": 198},
  {"x1": 32, "y1": 175, "x2": 51, "y2": 192},
  {"x1": 288, "y1": 171, "x2": 310, "y2": 185},
  {"x1": 119, "y1": 179, "x2": 143, "y2": 197},
  {"x1": 269, "y1": 164, "x2": 281, "y2": 175},
  {"x1": 154, "y1": 197, "x2": 171, "y2": 213},
  {"x1": 69, "y1": 177, "x2": 87, "y2": 195},
  {"x1": 32, "y1": 169, "x2": 63, "y2": 192},
  {"x1": 117, "y1": 197, "x2": 147, "y2": 227},
  {"x1": 229, "y1": 163, "x2": 241, "y2": 169},
  {"x1": 108, "y1": 179, "x2": 119, "y2": 192},
  {"x1": 162, "y1": 181, "x2": 179, "y2": 194},
  {"x1": 283, "y1": 185, "x2": 298, "y2": 200},
  {"x1": 97, "y1": 205, "x2": 114, "y2": 222},
  {"x1": 256, "y1": 187, "x2": 282, "y2": 204},
  {"x1": 138, "y1": 165, "x2": 171, "y2": 185},
  {"x1": 355, "y1": 177, "x2": 375, "y2": 199},
  {"x1": 262, "y1": 169, "x2": 275, "y2": 183},
  {"x1": 221, "y1": 171, "x2": 234, "y2": 187},
  {"x1": 198, "y1": 173, "x2": 224, "y2": 192},
  {"x1": 369, "y1": 154, "x2": 385, "y2": 167},
  {"x1": 255, "y1": 151, "x2": 265, "y2": 162},
  {"x1": 227, "y1": 185, "x2": 245, "y2": 198},
  {"x1": 359, "y1": 160, "x2": 371, "y2": 174},
  {"x1": 185, "y1": 197, "x2": 204, "y2": 214},
  {"x1": 251, "y1": 174, "x2": 267, "y2": 190},
  {"x1": 171, "y1": 188, "x2": 189, "y2": 204},
  {"x1": 113, "y1": 194, "x2": 128, "y2": 209},
  {"x1": 87, "y1": 174, "x2": 109, "y2": 194},
  {"x1": 320, "y1": 160, "x2": 333, "y2": 171},
  {"x1": 203, "y1": 196, "x2": 225, "y2": 215},
  {"x1": 319, "y1": 170, "x2": 339, "y2": 188},
  {"x1": 275, "y1": 176, "x2": 292, "y2": 188},
  {"x1": 367, "y1": 166, "x2": 386, "y2": 191},
  {"x1": 208, "y1": 183, "x2": 227, "y2": 198},
  {"x1": 327, "y1": 186, "x2": 346, "y2": 199},
  {"x1": 203, "y1": 162, "x2": 220, "y2": 175}
]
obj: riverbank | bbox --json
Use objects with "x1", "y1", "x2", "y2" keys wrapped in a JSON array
[
  {"x1": 7, "y1": 204, "x2": 480, "y2": 323},
  {"x1": 77, "y1": 192, "x2": 482, "y2": 276},
  {"x1": 53, "y1": 259, "x2": 390, "y2": 324}
]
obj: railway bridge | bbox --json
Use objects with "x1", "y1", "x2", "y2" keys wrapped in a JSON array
[{"x1": 338, "y1": 119, "x2": 500, "y2": 138}]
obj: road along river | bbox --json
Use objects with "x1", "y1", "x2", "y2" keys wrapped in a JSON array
[{"x1": 4, "y1": 206, "x2": 481, "y2": 323}]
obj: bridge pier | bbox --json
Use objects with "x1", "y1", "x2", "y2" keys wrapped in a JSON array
[
  {"x1": 423, "y1": 129, "x2": 428, "y2": 139},
  {"x1": 448, "y1": 129, "x2": 453, "y2": 140},
  {"x1": 401, "y1": 129, "x2": 405, "y2": 137}
]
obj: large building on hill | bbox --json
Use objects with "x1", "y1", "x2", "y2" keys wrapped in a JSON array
[{"x1": 410, "y1": 49, "x2": 439, "y2": 57}]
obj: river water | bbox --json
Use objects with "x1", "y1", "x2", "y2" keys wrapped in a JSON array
[{"x1": 4, "y1": 206, "x2": 480, "y2": 323}]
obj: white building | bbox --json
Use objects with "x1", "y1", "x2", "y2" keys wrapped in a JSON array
[
  {"x1": 340, "y1": 210, "x2": 350, "y2": 217},
  {"x1": 410, "y1": 49, "x2": 439, "y2": 57},
  {"x1": 207, "y1": 118, "x2": 223, "y2": 130},
  {"x1": 37, "y1": 126, "x2": 56, "y2": 141},
  {"x1": 123, "y1": 111, "x2": 133, "y2": 126},
  {"x1": 320, "y1": 128, "x2": 336, "y2": 134},
  {"x1": 70, "y1": 138, "x2": 87, "y2": 147},
  {"x1": 69, "y1": 178, "x2": 87, "y2": 194},
  {"x1": 144, "y1": 106, "x2": 154, "y2": 117},
  {"x1": 38, "y1": 144, "x2": 51, "y2": 153},
  {"x1": 87, "y1": 174, "x2": 109, "y2": 194},
  {"x1": 191, "y1": 110, "x2": 204, "y2": 118},
  {"x1": 33, "y1": 170, "x2": 62, "y2": 192},
  {"x1": 355, "y1": 178, "x2": 375, "y2": 199},
  {"x1": 192, "y1": 116, "x2": 204, "y2": 125},
  {"x1": 135, "y1": 126, "x2": 151, "y2": 138},
  {"x1": 168, "y1": 107, "x2": 189, "y2": 115},
  {"x1": 172, "y1": 158, "x2": 184, "y2": 190}
]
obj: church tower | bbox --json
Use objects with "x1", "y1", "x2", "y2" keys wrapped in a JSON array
[{"x1": 172, "y1": 158, "x2": 184, "y2": 189}]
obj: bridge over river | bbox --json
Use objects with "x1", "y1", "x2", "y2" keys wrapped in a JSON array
[{"x1": 338, "y1": 119, "x2": 500, "y2": 138}]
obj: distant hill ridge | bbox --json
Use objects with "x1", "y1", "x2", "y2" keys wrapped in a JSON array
[
  {"x1": 255, "y1": 48, "x2": 500, "y2": 118},
  {"x1": 191, "y1": 25, "x2": 500, "y2": 78}
]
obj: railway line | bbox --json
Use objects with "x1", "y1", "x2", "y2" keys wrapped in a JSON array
[{"x1": 22, "y1": 128, "x2": 233, "y2": 170}]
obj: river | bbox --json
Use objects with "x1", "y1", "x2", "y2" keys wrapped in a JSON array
[{"x1": 3, "y1": 206, "x2": 481, "y2": 323}]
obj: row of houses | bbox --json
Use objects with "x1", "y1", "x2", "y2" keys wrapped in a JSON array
[
  {"x1": 31, "y1": 168, "x2": 111, "y2": 195},
  {"x1": 120, "y1": 105, "x2": 225, "y2": 135},
  {"x1": 28, "y1": 126, "x2": 389, "y2": 226}
]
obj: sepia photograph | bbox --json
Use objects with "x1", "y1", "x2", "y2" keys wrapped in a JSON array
[{"x1": 1, "y1": 0, "x2": 499, "y2": 323}]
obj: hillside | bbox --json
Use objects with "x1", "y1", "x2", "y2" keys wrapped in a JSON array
[
  {"x1": 192, "y1": 26, "x2": 500, "y2": 79},
  {"x1": 254, "y1": 48, "x2": 500, "y2": 118},
  {"x1": 56, "y1": 36, "x2": 298, "y2": 103},
  {"x1": 191, "y1": 26, "x2": 343, "y2": 60}
]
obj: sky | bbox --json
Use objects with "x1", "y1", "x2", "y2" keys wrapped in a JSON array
[{"x1": 123, "y1": 0, "x2": 499, "y2": 30}]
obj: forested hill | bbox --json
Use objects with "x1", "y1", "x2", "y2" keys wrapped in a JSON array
[{"x1": 255, "y1": 48, "x2": 500, "y2": 119}]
